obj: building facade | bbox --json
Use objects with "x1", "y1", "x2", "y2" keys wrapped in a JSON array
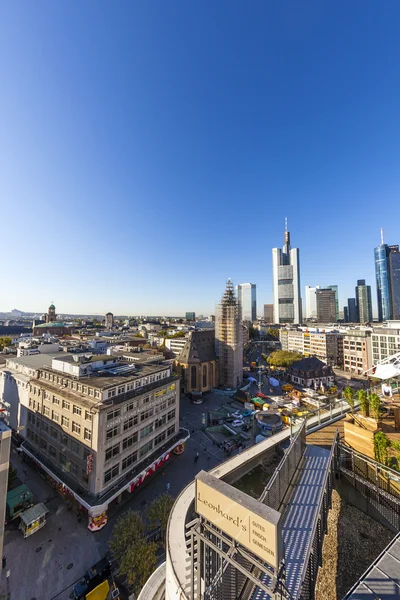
[
  {"x1": 263, "y1": 304, "x2": 274, "y2": 323},
  {"x1": 347, "y1": 298, "x2": 358, "y2": 323},
  {"x1": 342, "y1": 331, "x2": 372, "y2": 375},
  {"x1": 316, "y1": 289, "x2": 337, "y2": 323},
  {"x1": 0, "y1": 423, "x2": 11, "y2": 559},
  {"x1": 236, "y1": 283, "x2": 256, "y2": 322},
  {"x1": 279, "y1": 329, "x2": 341, "y2": 366},
  {"x1": 215, "y1": 280, "x2": 243, "y2": 388},
  {"x1": 389, "y1": 246, "x2": 400, "y2": 320},
  {"x1": 185, "y1": 312, "x2": 196, "y2": 321},
  {"x1": 355, "y1": 280, "x2": 373, "y2": 324},
  {"x1": 272, "y1": 223, "x2": 302, "y2": 324},
  {"x1": 5, "y1": 354, "x2": 187, "y2": 530},
  {"x1": 305, "y1": 286, "x2": 320, "y2": 319},
  {"x1": 327, "y1": 285, "x2": 339, "y2": 321},
  {"x1": 46, "y1": 303, "x2": 57, "y2": 324},
  {"x1": 371, "y1": 326, "x2": 400, "y2": 365},
  {"x1": 174, "y1": 330, "x2": 218, "y2": 394}
]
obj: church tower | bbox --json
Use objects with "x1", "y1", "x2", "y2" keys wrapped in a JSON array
[{"x1": 46, "y1": 303, "x2": 56, "y2": 323}]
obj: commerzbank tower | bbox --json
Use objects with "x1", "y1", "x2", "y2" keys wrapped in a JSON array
[{"x1": 272, "y1": 220, "x2": 302, "y2": 324}]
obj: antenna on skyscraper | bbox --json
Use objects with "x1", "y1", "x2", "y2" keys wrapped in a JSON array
[
  {"x1": 381, "y1": 228, "x2": 384, "y2": 245},
  {"x1": 285, "y1": 217, "x2": 288, "y2": 232}
]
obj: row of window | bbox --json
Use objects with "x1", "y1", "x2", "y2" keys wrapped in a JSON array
[
  {"x1": 30, "y1": 396, "x2": 92, "y2": 422},
  {"x1": 106, "y1": 370, "x2": 169, "y2": 399},
  {"x1": 28, "y1": 413, "x2": 93, "y2": 449},
  {"x1": 105, "y1": 388, "x2": 176, "y2": 424},
  {"x1": 106, "y1": 409, "x2": 175, "y2": 441},
  {"x1": 103, "y1": 425, "x2": 175, "y2": 485},
  {"x1": 40, "y1": 371, "x2": 101, "y2": 398}
]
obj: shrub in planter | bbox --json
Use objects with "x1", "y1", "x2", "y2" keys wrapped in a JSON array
[
  {"x1": 369, "y1": 393, "x2": 381, "y2": 421},
  {"x1": 358, "y1": 389, "x2": 369, "y2": 417},
  {"x1": 374, "y1": 430, "x2": 389, "y2": 466},
  {"x1": 343, "y1": 386, "x2": 354, "y2": 411}
]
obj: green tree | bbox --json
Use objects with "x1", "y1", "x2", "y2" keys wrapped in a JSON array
[
  {"x1": 109, "y1": 510, "x2": 145, "y2": 565},
  {"x1": 357, "y1": 389, "x2": 369, "y2": 417},
  {"x1": 267, "y1": 328, "x2": 280, "y2": 339},
  {"x1": 374, "y1": 431, "x2": 389, "y2": 466},
  {"x1": 0, "y1": 337, "x2": 12, "y2": 351},
  {"x1": 390, "y1": 440, "x2": 400, "y2": 471},
  {"x1": 369, "y1": 393, "x2": 381, "y2": 420},
  {"x1": 343, "y1": 386, "x2": 354, "y2": 412},
  {"x1": 146, "y1": 493, "x2": 175, "y2": 548},
  {"x1": 7, "y1": 465, "x2": 17, "y2": 491},
  {"x1": 119, "y1": 538, "x2": 158, "y2": 596},
  {"x1": 267, "y1": 350, "x2": 303, "y2": 368}
]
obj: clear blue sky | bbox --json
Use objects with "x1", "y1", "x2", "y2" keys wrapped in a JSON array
[{"x1": 1, "y1": 2, "x2": 399, "y2": 316}]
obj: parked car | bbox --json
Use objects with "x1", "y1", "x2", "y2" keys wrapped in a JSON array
[
  {"x1": 232, "y1": 419, "x2": 244, "y2": 427},
  {"x1": 232, "y1": 411, "x2": 242, "y2": 418}
]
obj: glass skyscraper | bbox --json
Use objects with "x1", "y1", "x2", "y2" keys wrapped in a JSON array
[
  {"x1": 375, "y1": 234, "x2": 400, "y2": 322},
  {"x1": 236, "y1": 283, "x2": 257, "y2": 322}
]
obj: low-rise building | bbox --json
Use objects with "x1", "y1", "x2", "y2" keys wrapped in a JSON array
[
  {"x1": 371, "y1": 325, "x2": 400, "y2": 366},
  {"x1": 280, "y1": 328, "x2": 342, "y2": 366},
  {"x1": 165, "y1": 337, "x2": 188, "y2": 357},
  {"x1": 287, "y1": 356, "x2": 334, "y2": 388}
]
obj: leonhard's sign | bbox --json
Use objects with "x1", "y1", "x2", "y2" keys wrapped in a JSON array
[{"x1": 195, "y1": 471, "x2": 282, "y2": 569}]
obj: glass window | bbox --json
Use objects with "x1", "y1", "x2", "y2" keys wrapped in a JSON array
[
  {"x1": 62, "y1": 416, "x2": 70, "y2": 428},
  {"x1": 59, "y1": 453, "x2": 67, "y2": 466},
  {"x1": 167, "y1": 425, "x2": 175, "y2": 437},
  {"x1": 85, "y1": 410, "x2": 92, "y2": 421},
  {"x1": 107, "y1": 409, "x2": 121, "y2": 421},
  {"x1": 140, "y1": 408, "x2": 154, "y2": 422},
  {"x1": 43, "y1": 406, "x2": 50, "y2": 417},
  {"x1": 62, "y1": 400, "x2": 70, "y2": 411},
  {"x1": 104, "y1": 464, "x2": 119, "y2": 484},
  {"x1": 49, "y1": 445, "x2": 56, "y2": 458},
  {"x1": 154, "y1": 431, "x2": 166, "y2": 447},
  {"x1": 139, "y1": 440, "x2": 153, "y2": 458},
  {"x1": 105, "y1": 443, "x2": 120, "y2": 462},
  {"x1": 73, "y1": 405, "x2": 82, "y2": 416},
  {"x1": 52, "y1": 396, "x2": 59, "y2": 405},
  {"x1": 140, "y1": 424, "x2": 153, "y2": 439},
  {"x1": 106, "y1": 425, "x2": 120, "y2": 440},
  {"x1": 122, "y1": 433, "x2": 138, "y2": 450},
  {"x1": 51, "y1": 427, "x2": 58, "y2": 439},
  {"x1": 52, "y1": 410, "x2": 59, "y2": 423},
  {"x1": 71, "y1": 440, "x2": 80, "y2": 455},
  {"x1": 122, "y1": 452, "x2": 137, "y2": 471},
  {"x1": 118, "y1": 386, "x2": 125, "y2": 395},
  {"x1": 154, "y1": 415, "x2": 166, "y2": 429},
  {"x1": 167, "y1": 409, "x2": 175, "y2": 422},
  {"x1": 72, "y1": 422, "x2": 81, "y2": 435},
  {"x1": 84, "y1": 428, "x2": 92, "y2": 442},
  {"x1": 123, "y1": 415, "x2": 138, "y2": 431}
]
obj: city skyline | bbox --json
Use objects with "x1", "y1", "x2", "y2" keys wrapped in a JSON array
[{"x1": 1, "y1": 4, "x2": 400, "y2": 314}]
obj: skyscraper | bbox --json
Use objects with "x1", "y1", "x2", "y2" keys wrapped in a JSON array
[
  {"x1": 263, "y1": 304, "x2": 274, "y2": 323},
  {"x1": 327, "y1": 285, "x2": 339, "y2": 321},
  {"x1": 215, "y1": 280, "x2": 243, "y2": 388},
  {"x1": 389, "y1": 245, "x2": 400, "y2": 320},
  {"x1": 305, "y1": 285, "x2": 320, "y2": 319},
  {"x1": 272, "y1": 220, "x2": 302, "y2": 324},
  {"x1": 347, "y1": 298, "x2": 358, "y2": 323},
  {"x1": 374, "y1": 229, "x2": 398, "y2": 321},
  {"x1": 355, "y1": 279, "x2": 373, "y2": 324},
  {"x1": 236, "y1": 283, "x2": 257, "y2": 322},
  {"x1": 343, "y1": 306, "x2": 349, "y2": 323},
  {"x1": 316, "y1": 289, "x2": 337, "y2": 323}
]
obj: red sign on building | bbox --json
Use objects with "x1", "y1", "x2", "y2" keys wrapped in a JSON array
[{"x1": 86, "y1": 453, "x2": 94, "y2": 475}]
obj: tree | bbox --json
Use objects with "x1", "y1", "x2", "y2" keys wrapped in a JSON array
[
  {"x1": 7, "y1": 465, "x2": 17, "y2": 491},
  {"x1": 146, "y1": 493, "x2": 175, "y2": 548},
  {"x1": 267, "y1": 328, "x2": 280, "y2": 339},
  {"x1": 343, "y1": 386, "x2": 354, "y2": 411},
  {"x1": 369, "y1": 393, "x2": 381, "y2": 421},
  {"x1": 109, "y1": 510, "x2": 145, "y2": 565},
  {"x1": 0, "y1": 337, "x2": 12, "y2": 351},
  {"x1": 357, "y1": 389, "x2": 369, "y2": 417},
  {"x1": 119, "y1": 538, "x2": 158, "y2": 595},
  {"x1": 267, "y1": 350, "x2": 303, "y2": 368},
  {"x1": 374, "y1": 431, "x2": 389, "y2": 466}
]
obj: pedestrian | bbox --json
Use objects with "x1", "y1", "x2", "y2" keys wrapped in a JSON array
[
  {"x1": 166, "y1": 482, "x2": 170, "y2": 493},
  {"x1": 194, "y1": 452, "x2": 199, "y2": 463},
  {"x1": 2, "y1": 557, "x2": 6, "y2": 569}
]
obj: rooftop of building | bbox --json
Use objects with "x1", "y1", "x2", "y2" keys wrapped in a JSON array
[
  {"x1": 177, "y1": 330, "x2": 217, "y2": 364},
  {"x1": 289, "y1": 356, "x2": 333, "y2": 374},
  {"x1": 5, "y1": 353, "x2": 70, "y2": 370}
]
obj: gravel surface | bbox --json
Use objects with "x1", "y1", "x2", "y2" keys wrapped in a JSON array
[{"x1": 315, "y1": 490, "x2": 394, "y2": 600}]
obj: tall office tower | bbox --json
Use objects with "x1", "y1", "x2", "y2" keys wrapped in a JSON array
[
  {"x1": 263, "y1": 304, "x2": 274, "y2": 323},
  {"x1": 305, "y1": 285, "x2": 320, "y2": 319},
  {"x1": 236, "y1": 283, "x2": 257, "y2": 322},
  {"x1": 272, "y1": 220, "x2": 302, "y2": 324},
  {"x1": 343, "y1": 306, "x2": 349, "y2": 323},
  {"x1": 355, "y1": 279, "x2": 373, "y2": 324},
  {"x1": 316, "y1": 289, "x2": 337, "y2": 323},
  {"x1": 389, "y1": 245, "x2": 400, "y2": 320},
  {"x1": 327, "y1": 285, "x2": 339, "y2": 321},
  {"x1": 348, "y1": 298, "x2": 358, "y2": 323},
  {"x1": 215, "y1": 280, "x2": 243, "y2": 388},
  {"x1": 374, "y1": 229, "x2": 398, "y2": 321},
  {"x1": 185, "y1": 312, "x2": 196, "y2": 321}
]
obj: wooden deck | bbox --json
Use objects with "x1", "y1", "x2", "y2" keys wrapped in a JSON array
[{"x1": 306, "y1": 418, "x2": 345, "y2": 447}]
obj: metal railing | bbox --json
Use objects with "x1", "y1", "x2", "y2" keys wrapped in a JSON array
[{"x1": 259, "y1": 421, "x2": 306, "y2": 511}]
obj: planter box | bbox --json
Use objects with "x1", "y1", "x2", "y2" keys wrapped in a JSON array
[
  {"x1": 344, "y1": 418, "x2": 376, "y2": 459},
  {"x1": 352, "y1": 414, "x2": 380, "y2": 432}
]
